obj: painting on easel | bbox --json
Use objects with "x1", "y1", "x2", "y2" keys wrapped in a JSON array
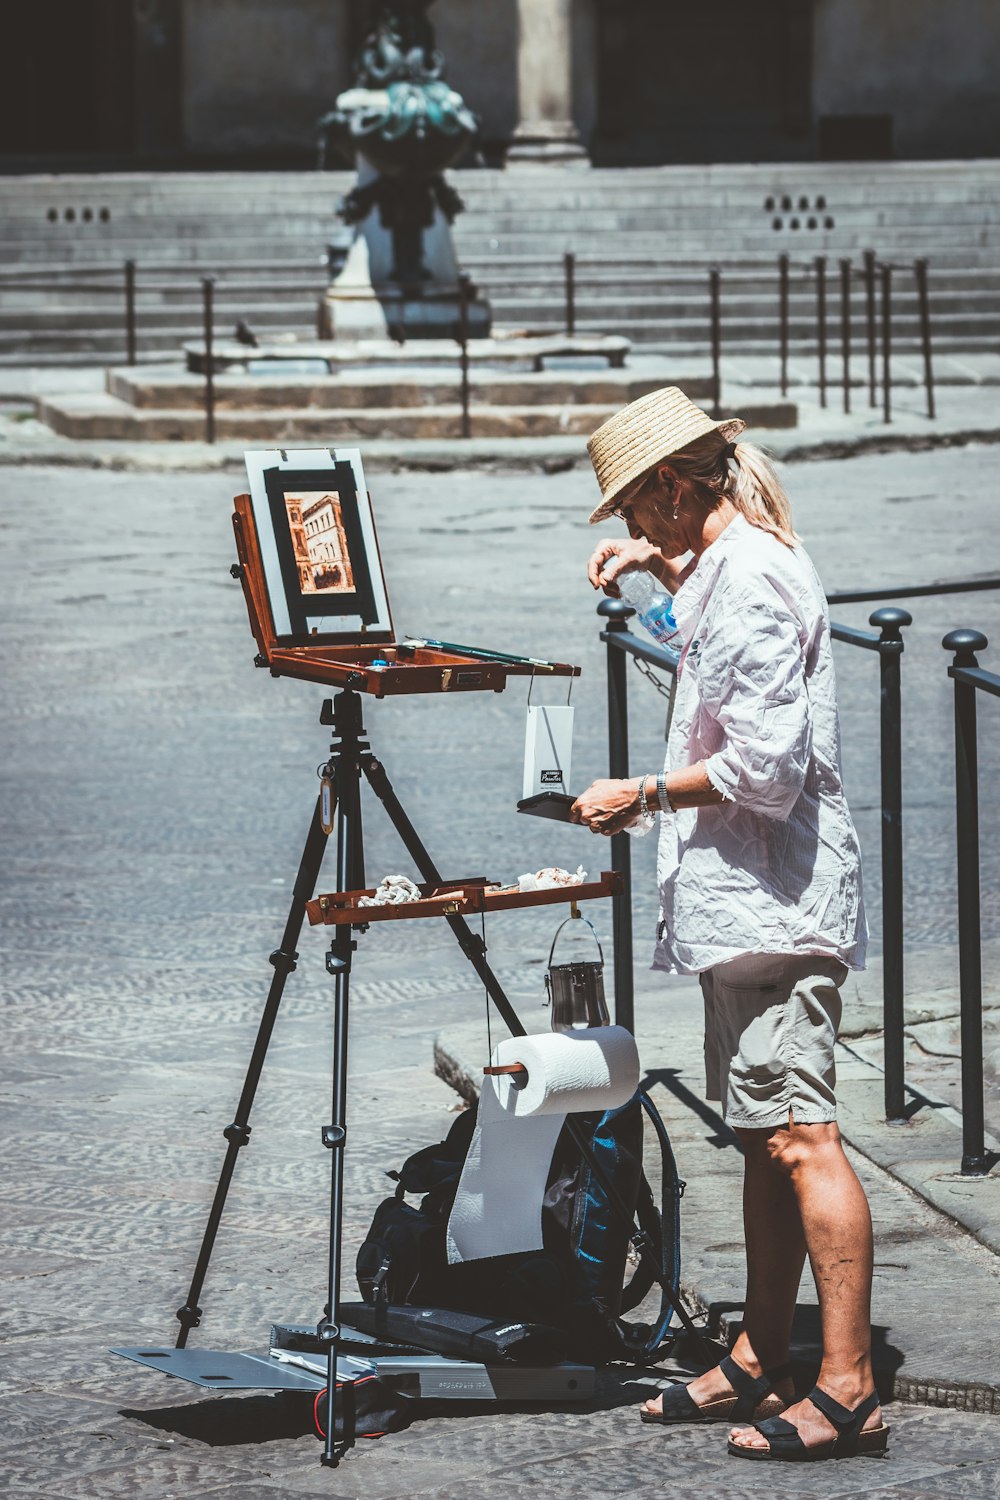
[{"x1": 244, "y1": 448, "x2": 393, "y2": 645}]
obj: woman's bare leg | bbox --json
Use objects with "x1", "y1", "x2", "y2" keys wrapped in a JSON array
[
  {"x1": 642, "y1": 1129, "x2": 802, "y2": 1414},
  {"x1": 729, "y1": 1118, "x2": 881, "y2": 1452}
]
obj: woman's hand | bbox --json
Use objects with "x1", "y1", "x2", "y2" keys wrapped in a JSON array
[
  {"x1": 587, "y1": 537, "x2": 658, "y2": 595},
  {"x1": 570, "y1": 778, "x2": 641, "y2": 835}
]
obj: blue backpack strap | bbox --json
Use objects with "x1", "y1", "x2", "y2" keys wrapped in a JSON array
[{"x1": 635, "y1": 1090, "x2": 712, "y2": 1362}]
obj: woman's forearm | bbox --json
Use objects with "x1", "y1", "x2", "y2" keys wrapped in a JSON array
[
  {"x1": 571, "y1": 763, "x2": 726, "y2": 834},
  {"x1": 654, "y1": 762, "x2": 727, "y2": 811}
]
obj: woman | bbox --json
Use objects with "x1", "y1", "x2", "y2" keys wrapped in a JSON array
[{"x1": 571, "y1": 387, "x2": 887, "y2": 1462}]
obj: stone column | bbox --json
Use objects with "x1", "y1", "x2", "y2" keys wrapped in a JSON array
[{"x1": 508, "y1": 0, "x2": 588, "y2": 163}]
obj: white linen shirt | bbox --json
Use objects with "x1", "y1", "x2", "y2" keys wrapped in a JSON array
[{"x1": 652, "y1": 514, "x2": 867, "y2": 975}]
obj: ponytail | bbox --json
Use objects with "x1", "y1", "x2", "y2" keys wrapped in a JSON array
[
  {"x1": 649, "y1": 433, "x2": 799, "y2": 547},
  {"x1": 727, "y1": 440, "x2": 798, "y2": 547}
]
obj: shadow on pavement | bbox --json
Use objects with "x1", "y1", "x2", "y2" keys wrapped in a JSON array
[
  {"x1": 641, "y1": 1067, "x2": 741, "y2": 1151},
  {"x1": 121, "y1": 1392, "x2": 316, "y2": 1446}
]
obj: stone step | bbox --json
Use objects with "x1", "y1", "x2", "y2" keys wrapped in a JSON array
[
  {"x1": 470, "y1": 270, "x2": 1000, "y2": 296},
  {"x1": 0, "y1": 325, "x2": 988, "y2": 362},
  {"x1": 6, "y1": 198, "x2": 998, "y2": 228},
  {"x1": 481, "y1": 289, "x2": 1000, "y2": 319},
  {"x1": 11, "y1": 224, "x2": 982, "y2": 254},
  {"x1": 107, "y1": 365, "x2": 688, "y2": 412},
  {"x1": 4, "y1": 164, "x2": 999, "y2": 214},
  {"x1": 0, "y1": 281, "x2": 327, "y2": 307},
  {"x1": 0, "y1": 323, "x2": 316, "y2": 354},
  {"x1": 5, "y1": 258, "x2": 999, "y2": 293},
  {"x1": 36, "y1": 390, "x2": 797, "y2": 442},
  {"x1": 2, "y1": 282, "x2": 992, "y2": 327},
  {"x1": 4, "y1": 238, "x2": 999, "y2": 272},
  {"x1": 6, "y1": 255, "x2": 999, "y2": 291},
  {"x1": 0, "y1": 301, "x2": 323, "y2": 330},
  {"x1": 5, "y1": 163, "x2": 998, "y2": 202},
  {"x1": 489, "y1": 306, "x2": 1000, "y2": 342},
  {"x1": 5, "y1": 286, "x2": 994, "y2": 332}
]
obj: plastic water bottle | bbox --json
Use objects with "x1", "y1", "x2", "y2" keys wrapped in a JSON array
[{"x1": 616, "y1": 569, "x2": 683, "y2": 648}]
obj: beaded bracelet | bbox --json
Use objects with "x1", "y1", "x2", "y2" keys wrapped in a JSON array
[{"x1": 637, "y1": 775, "x2": 650, "y2": 819}]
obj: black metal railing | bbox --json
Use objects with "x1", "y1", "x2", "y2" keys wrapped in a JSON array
[
  {"x1": 943, "y1": 628, "x2": 1000, "y2": 1175},
  {"x1": 599, "y1": 577, "x2": 1000, "y2": 1167},
  {"x1": 827, "y1": 607, "x2": 911, "y2": 1121},
  {"x1": 0, "y1": 257, "x2": 325, "y2": 368},
  {"x1": 544, "y1": 250, "x2": 938, "y2": 420},
  {"x1": 0, "y1": 257, "x2": 488, "y2": 446}
]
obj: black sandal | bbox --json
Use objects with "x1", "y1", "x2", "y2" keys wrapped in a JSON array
[
  {"x1": 727, "y1": 1385, "x2": 889, "y2": 1460},
  {"x1": 640, "y1": 1354, "x2": 793, "y2": 1426}
]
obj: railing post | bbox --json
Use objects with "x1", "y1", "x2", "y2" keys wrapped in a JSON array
[
  {"x1": 458, "y1": 271, "x2": 471, "y2": 440},
  {"x1": 839, "y1": 257, "x2": 851, "y2": 415},
  {"x1": 871, "y1": 606, "x2": 911, "y2": 1121},
  {"x1": 564, "y1": 250, "x2": 576, "y2": 336},
  {"x1": 598, "y1": 598, "x2": 635, "y2": 1035},
  {"x1": 124, "y1": 258, "x2": 137, "y2": 367},
  {"x1": 815, "y1": 254, "x2": 827, "y2": 408},
  {"x1": 863, "y1": 248, "x2": 877, "y2": 408},
  {"x1": 709, "y1": 266, "x2": 721, "y2": 418},
  {"x1": 914, "y1": 257, "x2": 936, "y2": 420},
  {"x1": 943, "y1": 628, "x2": 990, "y2": 1175},
  {"x1": 201, "y1": 276, "x2": 215, "y2": 445},
  {"x1": 880, "y1": 261, "x2": 892, "y2": 424},
  {"x1": 778, "y1": 252, "x2": 789, "y2": 397}
]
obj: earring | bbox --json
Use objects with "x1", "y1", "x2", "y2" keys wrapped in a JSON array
[{"x1": 672, "y1": 502, "x2": 680, "y2": 521}]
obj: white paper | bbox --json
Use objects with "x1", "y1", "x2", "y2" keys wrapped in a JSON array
[
  {"x1": 243, "y1": 447, "x2": 392, "y2": 639},
  {"x1": 446, "y1": 1027, "x2": 640, "y2": 1265},
  {"x1": 522, "y1": 705, "x2": 575, "y2": 800}
]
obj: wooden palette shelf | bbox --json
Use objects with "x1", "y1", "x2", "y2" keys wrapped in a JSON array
[{"x1": 305, "y1": 870, "x2": 621, "y2": 927}]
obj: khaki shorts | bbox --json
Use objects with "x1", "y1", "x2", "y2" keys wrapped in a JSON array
[{"x1": 700, "y1": 953, "x2": 848, "y2": 1129}]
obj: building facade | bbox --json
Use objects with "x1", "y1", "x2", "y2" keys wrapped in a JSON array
[{"x1": 3, "y1": 1, "x2": 998, "y2": 169}]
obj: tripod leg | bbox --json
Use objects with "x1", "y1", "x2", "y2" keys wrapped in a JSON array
[
  {"x1": 361, "y1": 753, "x2": 526, "y2": 1039},
  {"x1": 319, "y1": 745, "x2": 360, "y2": 1467},
  {"x1": 174, "y1": 796, "x2": 332, "y2": 1348}
]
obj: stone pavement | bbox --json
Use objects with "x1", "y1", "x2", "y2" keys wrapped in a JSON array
[{"x1": 2, "y1": 459, "x2": 999, "y2": 1497}]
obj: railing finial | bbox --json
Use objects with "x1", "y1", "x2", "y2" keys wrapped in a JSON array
[
  {"x1": 943, "y1": 628, "x2": 988, "y2": 667},
  {"x1": 870, "y1": 605, "x2": 912, "y2": 640},
  {"x1": 597, "y1": 597, "x2": 635, "y2": 628}
]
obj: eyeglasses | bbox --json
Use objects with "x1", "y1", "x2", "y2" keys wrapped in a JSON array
[{"x1": 611, "y1": 503, "x2": 634, "y2": 524}]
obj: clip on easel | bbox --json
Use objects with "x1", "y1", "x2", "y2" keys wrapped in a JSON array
[{"x1": 110, "y1": 449, "x2": 703, "y2": 1468}]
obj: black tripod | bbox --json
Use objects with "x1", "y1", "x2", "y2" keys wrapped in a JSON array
[
  {"x1": 173, "y1": 688, "x2": 535, "y2": 1465},
  {"x1": 173, "y1": 688, "x2": 707, "y2": 1467}
]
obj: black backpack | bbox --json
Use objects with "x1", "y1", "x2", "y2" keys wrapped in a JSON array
[{"x1": 355, "y1": 1088, "x2": 690, "y2": 1364}]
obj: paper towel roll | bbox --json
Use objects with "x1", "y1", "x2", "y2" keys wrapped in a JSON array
[
  {"x1": 487, "y1": 1026, "x2": 640, "y2": 1118},
  {"x1": 446, "y1": 1026, "x2": 641, "y2": 1265}
]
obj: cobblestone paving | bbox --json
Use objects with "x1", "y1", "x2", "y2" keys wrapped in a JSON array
[{"x1": 2, "y1": 455, "x2": 999, "y2": 1496}]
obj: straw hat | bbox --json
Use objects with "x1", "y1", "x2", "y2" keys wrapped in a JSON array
[{"x1": 587, "y1": 386, "x2": 746, "y2": 524}]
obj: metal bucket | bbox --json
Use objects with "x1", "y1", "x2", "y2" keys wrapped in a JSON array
[{"x1": 544, "y1": 914, "x2": 609, "y2": 1032}]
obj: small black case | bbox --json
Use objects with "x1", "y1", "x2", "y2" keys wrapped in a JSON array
[{"x1": 516, "y1": 792, "x2": 577, "y2": 822}]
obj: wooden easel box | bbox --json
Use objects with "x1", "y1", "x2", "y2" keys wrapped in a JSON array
[{"x1": 232, "y1": 492, "x2": 579, "y2": 699}]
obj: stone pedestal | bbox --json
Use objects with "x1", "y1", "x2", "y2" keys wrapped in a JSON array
[
  {"x1": 508, "y1": 0, "x2": 588, "y2": 164},
  {"x1": 320, "y1": 157, "x2": 491, "y2": 342}
]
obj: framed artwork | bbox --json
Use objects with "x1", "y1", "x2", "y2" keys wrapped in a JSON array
[{"x1": 244, "y1": 448, "x2": 393, "y2": 643}]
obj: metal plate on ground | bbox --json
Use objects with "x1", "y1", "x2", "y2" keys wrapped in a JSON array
[
  {"x1": 111, "y1": 1347, "x2": 326, "y2": 1391},
  {"x1": 113, "y1": 1339, "x2": 594, "y2": 1403},
  {"x1": 274, "y1": 1334, "x2": 595, "y2": 1402}
]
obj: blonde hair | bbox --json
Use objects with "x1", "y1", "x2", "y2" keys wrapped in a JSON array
[{"x1": 634, "y1": 433, "x2": 799, "y2": 547}]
